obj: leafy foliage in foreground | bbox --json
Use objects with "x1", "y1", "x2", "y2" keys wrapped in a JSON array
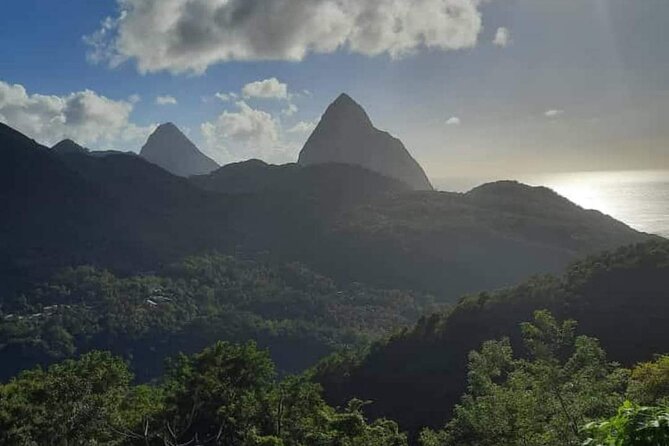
[
  {"x1": 0, "y1": 254, "x2": 440, "y2": 381},
  {"x1": 583, "y1": 402, "x2": 669, "y2": 446},
  {"x1": 0, "y1": 342, "x2": 407, "y2": 446},
  {"x1": 2, "y1": 313, "x2": 669, "y2": 445},
  {"x1": 419, "y1": 311, "x2": 629, "y2": 446}
]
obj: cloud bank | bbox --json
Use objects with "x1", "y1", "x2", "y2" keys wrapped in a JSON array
[
  {"x1": 86, "y1": 0, "x2": 488, "y2": 74},
  {"x1": 201, "y1": 101, "x2": 291, "y2": 163},
  {"x1": 0, "y1": 80, "x2": 154, "y2": 149}
]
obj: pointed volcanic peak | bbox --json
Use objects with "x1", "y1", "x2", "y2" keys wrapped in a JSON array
[
  {"x1": 140, "y1": 122, "x2": 219, "y2": 177},
  {"x1": 298, "y1": 93, "x2": 433, "y2": 190}
]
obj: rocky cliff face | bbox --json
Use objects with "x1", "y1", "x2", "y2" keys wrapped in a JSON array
[{"x1": 298, "y1": 94, "x2": 433, "y2": 190}]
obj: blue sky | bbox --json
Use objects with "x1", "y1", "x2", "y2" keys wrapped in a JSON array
[{"x1": 1, "y1": 0, "x2": 668, "y2": 179}]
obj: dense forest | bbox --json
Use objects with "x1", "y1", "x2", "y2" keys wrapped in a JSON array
[{"x1": 0, "y1": 254, "x2": 440, "y2": 381}]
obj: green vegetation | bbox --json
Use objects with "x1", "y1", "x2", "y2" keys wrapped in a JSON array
[
  {"x1": 0, "y1": 341, "x2": 406, "y2": 446},
  {"x1": 315, "y1": 241, "x2": 669, "y2": 437},
  {"x1": 0, "y1": 253, "x2": 440, "y2": 381},
  {"x1": 3, "y1": 312, "x2": 669, "y2": 445},
  {"x1": 419, "y1": 311, "x2": 629, "y2": 446},
  {"x1": 583, "y1": 402, "x2": 669, "y2": 446}
]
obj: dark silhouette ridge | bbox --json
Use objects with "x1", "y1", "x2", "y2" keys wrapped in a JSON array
[
  {"x1": 140, "y1": 122, "x2": 219, "y2": 176},
  {"x1": 298, "y1": 94, "x2": 433, "y2": 190}
]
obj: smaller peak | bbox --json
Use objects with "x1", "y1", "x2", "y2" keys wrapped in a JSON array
[
  {"x1": 466, "y1": 180, "x2": 567, "y2": 203},
  {"x1": 52, "y1": 139, "x2": 88, "y2": 155}
]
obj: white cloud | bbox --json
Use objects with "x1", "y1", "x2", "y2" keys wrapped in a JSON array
[
  {"x1": 493, "y1": 27, "x2": 511, "y2": 47},
  {"x1": 282, "y1": 103, "x2": 299, "y2": 117},
  {"x1": 128, "y1": 94, "x2": 141, "y2": 104},
  {"x1": 446, "y1": 116, "x2": 461, "y2": 125},
  {"x1": 545, "y1": 109, "x2": 565, "y2": 118},
  {"x1": 86, "y1": 0, "x2": 487, "y2": 74},
  {"x1": 0, "y1": 80, "x2": 154, "y2": 149},
  {"x1": 288, "y1": 119, "x2": 319, "y2": 134},
  {"x1": 215, "y1": 92, "x2": 237, "y2": 102},
  {"x1": 201, "y1": 101, "x2": 293, "y2": 163},
  {"x1": 155, "y1": 95, "x2": 177, "y2": 105},
  {"x1": 242, "y1": 78, "x2": 289, "y2": 100}
]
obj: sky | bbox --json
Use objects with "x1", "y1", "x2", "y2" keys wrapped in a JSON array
[{"x1": 1, "y1": 0, "x2": 668, "y2": 180}]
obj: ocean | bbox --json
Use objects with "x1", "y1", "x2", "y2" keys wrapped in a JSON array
[{"x1": 434, "y1": 170, "x2": 669, "y2": 238}]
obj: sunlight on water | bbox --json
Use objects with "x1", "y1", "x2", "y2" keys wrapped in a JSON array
[{"x1": 522, "y1": 170, "x2": 669, "y2": 237}]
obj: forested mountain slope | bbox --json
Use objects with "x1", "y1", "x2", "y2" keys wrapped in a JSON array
[
  {"x1": 315, "y1": 240, "x2": 669, "y2": 436},
  {"x1": 0, "y1": 254, "x2": 440, "y2": 381}
]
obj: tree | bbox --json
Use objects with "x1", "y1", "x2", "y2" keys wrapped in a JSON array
[
  {"x1": 0, "y1": 351, "x2": 136, "y2": 445},
  {"x1": 626, "y1": 356, "x2": 669, "y2": 406},
  {"x1": 422, "y1": 311, "x2": 628, "y2": 446},
  {"x1": 149, "y1": 341, "x2": 276, "y2": 445}
]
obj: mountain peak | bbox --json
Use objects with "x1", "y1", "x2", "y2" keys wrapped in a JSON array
[
  {"x1": 140, "y1": 123, "x2": 219, "y2": 177},
  {"x1": 52, "y1": 139, "x2": 89, "y2": 155},
  {"x1": 298, "y1": 94, "x2": 433, "y2": 190},
  {"x1": 322, "y1": 93, "x2": 373, "y2": 129},
  {"x1": 155, "y1": 122, "x2": 179, "y2": 132}
]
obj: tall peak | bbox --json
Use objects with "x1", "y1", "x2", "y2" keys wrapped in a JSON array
[
  {"x1": 322, "y1": 93, "x2": 373, "y2": 129},
  {"x1": 140, "y1": 123, "x2": 219, "y2": 177},
  {"x1": 298, "y1": 94, "x2": 433, "y2": 190}
]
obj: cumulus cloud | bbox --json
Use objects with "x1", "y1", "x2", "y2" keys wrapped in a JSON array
[
  {"x1": 242, "y1": 78, "x2": 289, "y2": 100},
  {"x1": 446, "y1": 116, "x2": 461, "y2": 125},
  {"x1": 545, "y1": 109, "x2": 564, "y2": 118},
  {"x1": 156, "y1": 95, "x2": 178, "y2": 105},
  {"x1": 493, "y1": 27, "x2": 510, "y2": 47},
  {"x1": 201, "y1": 101, "x2": 294, "y2": 163},
  {"x1": 288, "y1": 119, "x2": 319, "y2": 134},
  {"x1": 86, "y1": 0, "x2": 488, "y2": 74},
  {"x1": 0, "y1": 80, "x2": 154, "y2": 149}
]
